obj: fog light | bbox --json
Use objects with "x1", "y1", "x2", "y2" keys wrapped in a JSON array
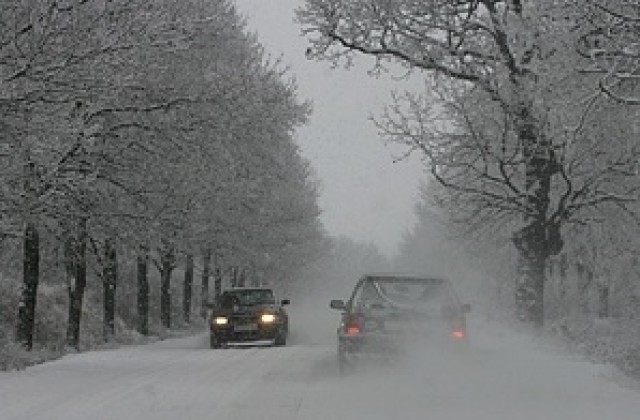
[
  {"x1": 261, "y1": 313, "x2": 276, "y2": 323},
  {"x1": 214, "y1": 316, "x2": 228, "y2": 326}
]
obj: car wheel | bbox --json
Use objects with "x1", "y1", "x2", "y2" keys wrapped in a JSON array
[
  {"x1": 210, "y1": 334, "x2": 223, "y2": 349},
  {"x1": 274, "y1": 330, "x2": 287, "y2": 346}
]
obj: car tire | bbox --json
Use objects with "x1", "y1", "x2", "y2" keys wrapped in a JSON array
[
  {"x1": 210, "y1": 334, "x2": 223, "y2": 349},
  {"x1": 274, "y1": 330, "x2": 287, "y2": 346}
]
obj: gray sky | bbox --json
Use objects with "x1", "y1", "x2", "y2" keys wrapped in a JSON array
[{"x1": 234, "y1": 0, "x2": 426, "y2": 257}]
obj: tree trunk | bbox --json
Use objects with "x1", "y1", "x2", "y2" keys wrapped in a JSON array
[
  {"x1": 584, "y1": 267, "x2": 594, "y2": 314},
  {"x1": 66, "y1": 219, "x2": 87, "y2": 350},
  {"x1": 214, "y1": 266, "x2": 222, "y2": 300},
  {"x1": 137, "y1": 246, "x2": 149, "y2": 335},
  {"x1": 231, "y1": 266, "x2": 241, "y2": 287},
  {"x1": 513, "y1": 222, "x2": 547, "y2": 327},
  {"x1": 512, "y1": 102, "x2": 561, "y2": 327},
  {"x1": 200, "y1": 248, "x2": 211, "y2": 319},
  {"x1": 598, "y1": 284, "x2": 609, "y2": 318},
  {"x1": 576, "y1": 262, "x2": 594, "y2": 314},
  {"x1": 558, "y1": 253, "x2": 568, "y2": 303},
  {"x1": 103, "y1": 237, "x2": 117, "y2": 342},
  {"x1": 183, "y1": 253, "x2": 194, "y2": 324},
  {"x1": 160, "y1": 244, "x2": 175, "y2": 329},
  {"x1": 239, "y1": 268, "x2": 247, "y2": 287},
  {"x1": 16, "y1": 223, "x2": 40, "y2": 350}
]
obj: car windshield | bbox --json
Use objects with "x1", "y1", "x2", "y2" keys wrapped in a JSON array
[{"x1": 220, "y1": 289, "x2": 275, "y2": 307}]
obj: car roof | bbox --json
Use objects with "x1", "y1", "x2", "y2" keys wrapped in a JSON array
[
  {"x1": 223, "y1": 287, "x2": 274, "y2": 292},
  {"x1": 362, "y1": 272, "x2": 450, "y2": 282}
]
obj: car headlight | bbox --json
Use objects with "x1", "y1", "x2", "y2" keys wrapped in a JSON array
[
  {"x1": 260, "y1": 313, "x2": 276, "y2": 324},
  {"x1": 213, "y1": 316, "x2": 229, "y2": 326}
]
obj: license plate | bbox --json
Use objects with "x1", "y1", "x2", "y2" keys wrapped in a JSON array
[{"x1": 234, "y1": 323, "x2": 258, "y2": 332}]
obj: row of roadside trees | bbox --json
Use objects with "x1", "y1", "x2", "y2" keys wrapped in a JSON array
[{"x1": 1, "y1": 0, "x2": 325, "y2": 359}]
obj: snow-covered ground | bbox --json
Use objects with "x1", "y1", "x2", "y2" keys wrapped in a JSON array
[{"x1": 1, "y1": 303, "x2": 639, "y2": 420}]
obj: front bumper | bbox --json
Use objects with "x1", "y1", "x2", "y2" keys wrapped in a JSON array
[{"x1": 211, "y1": 323, "x2": 281, "y2": 342}]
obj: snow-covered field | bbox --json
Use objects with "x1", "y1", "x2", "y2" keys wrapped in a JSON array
[{"x1": 1, "y1": 303, "x2": 639, "y2": 420}]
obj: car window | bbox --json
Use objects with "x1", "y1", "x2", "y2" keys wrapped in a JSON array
[
  {"x1": 352, "y1": 280, "x2": 384, "y2": 310},
  {"x1": 352, "y1": 277, "x2": 458, "y2": 314},
  {"x1": 219, "y1": 293, "x2": 238, "y2": 309},
  {"x1": 221, "y1": 289, "x2": 275, "y2": 307}
]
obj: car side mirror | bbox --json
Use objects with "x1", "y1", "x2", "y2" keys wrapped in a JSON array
[
  {"x1": 281, "y1": 299, "x2": 290, "y2": 306},
  {"x1": 462, "y1": 303, "x2": 471, "y2": 314},
  {"x1": 330, "y1": 299, "x2": 345, "y2": 310}
]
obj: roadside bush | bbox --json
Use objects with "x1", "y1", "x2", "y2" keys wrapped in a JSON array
[
  {"x1": 550, "y1": 316, "x2": 640, "y2": 379},
  {"x1": 0, "y1": 340, "x2": 52, "y2": 371}
]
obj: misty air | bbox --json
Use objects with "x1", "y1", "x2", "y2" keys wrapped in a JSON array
[{"x1": 1, "y1": 1, "x2": 640, "y2": 420}]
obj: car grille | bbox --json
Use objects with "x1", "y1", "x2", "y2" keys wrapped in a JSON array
[{"x1": 231, "y1": 314, "x2": 257, "y2": 324}]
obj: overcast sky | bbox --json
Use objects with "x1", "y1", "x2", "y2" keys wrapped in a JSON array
[{"x1": 234, "y1": 0, "x2": 426, "y2": 257}]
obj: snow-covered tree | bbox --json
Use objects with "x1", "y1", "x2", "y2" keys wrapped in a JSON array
[
  {"x1": 297, "y1": 0, "x2": 640, "y2": 326},
  {"x1": 576, "y1": 0, "x2": 640, "y2": 104}
]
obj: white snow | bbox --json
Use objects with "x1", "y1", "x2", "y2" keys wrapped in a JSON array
[{"x1": 1, "y1": 304, "x2": 639, "y2": 420}]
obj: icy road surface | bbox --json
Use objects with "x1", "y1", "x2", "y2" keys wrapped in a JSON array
[{"x1": 1, "y1": 308, "x2": 639, "y2": 420}]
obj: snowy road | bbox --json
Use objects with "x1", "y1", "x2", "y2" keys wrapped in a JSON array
[{"x1": 1, "y1": 307, "x2": 640, "y2": 420}]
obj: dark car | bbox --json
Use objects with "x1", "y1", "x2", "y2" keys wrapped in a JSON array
[
  {"x1": 209, "y1": 287, "x2": 290, "y2": 348},
  {"x1": 330, "y1": 273, "x2": 470, "y2": 373}
]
